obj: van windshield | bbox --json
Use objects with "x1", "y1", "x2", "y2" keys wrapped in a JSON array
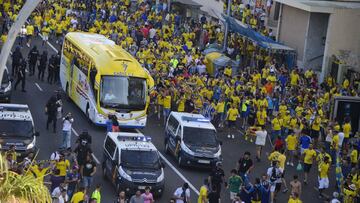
[
  {"x1": 0, "y1": 120, "x2": 33, "y2": 137},
  {"x1": 121, "y1": 150, "x2": 160, "y2": 169},
  {"x1": 183, "y1": 127, "x2": 217, "y2": 147}
]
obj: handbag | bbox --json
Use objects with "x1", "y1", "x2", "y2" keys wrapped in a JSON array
[{"x1": 296, "y1": 162, "x2": 303, "y2": 171}]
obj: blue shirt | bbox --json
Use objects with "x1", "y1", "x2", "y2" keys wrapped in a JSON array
[
  {"x1": 300, "y1": 135, "x2": 311, "y2": 149},
  {"x1": 106, "y1": 120, "x2": 112, "y2": 132}
]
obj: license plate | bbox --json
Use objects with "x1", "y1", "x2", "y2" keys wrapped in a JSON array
[
  {"x1": 138, "y1": 186, "x2": 149, "y2": 190},
  {"x1": 198, "y1": 159, "x2": 210, "y2": 164}
]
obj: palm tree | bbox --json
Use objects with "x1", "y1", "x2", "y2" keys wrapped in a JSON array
[{"x1": 0, "y1": 153, "x2": 52, "y2": 203}]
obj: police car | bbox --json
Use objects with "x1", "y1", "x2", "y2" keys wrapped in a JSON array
[
  {"x1": 0, "y1": 67, "x2": 13, "y2": 102},
  {"x1": 102, "y1": 129, "x2": 165, "y2": 197},
  {"x1": 164, "y1": 112, "x2": 222, "y2": 168},
  {"x1": 0, "y1": 104, "x2": 39, "y2": 159}
]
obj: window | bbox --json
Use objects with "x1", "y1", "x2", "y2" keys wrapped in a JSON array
[
  {"x1": 63, "y1": 39, "x2": 92, "y2": 75},
  {"x1": 105, "y1": 137, "x2": 117, "y2": 158},
  {"x1": 167, "y1": 115, "x2": 179, "y2": 135}
]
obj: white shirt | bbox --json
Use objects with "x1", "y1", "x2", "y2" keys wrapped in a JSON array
[
  {"x1": 50, "y1": 151, "x2": 60, "y2": 161},
  {"x1": 173, "y1": 187, "x2": 190, "y2": 203},
  {"x1": 330, "y1": 198, "x2": 340, "y2": 203},
  {"x1": 58, "y1": 194, "x2": 69, "y2": 203},
  {"x1": 51, "y1": 187, "x2": 62, "y2": 198},
  {"x1": 62, "y1": 117, "x2": 74, "y2": 131},
  {"x1": 149, "y1": 28, "x2": 156, "y2": 39},
  {"x1": 267, "y1": 167, "x2": 282, "y2": 183},
  {"x1": 338, "y1": 132, "x2": 344, "y2": 147},
  {"x1": 255, "y1": 130, "x2": 267, "y2": 146}
]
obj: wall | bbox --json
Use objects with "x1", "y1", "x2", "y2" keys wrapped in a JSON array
[
  {"x1": 278, "y1": 4, "x2": 310, "y2": 66},
  {"x1": 303, "y1": 13, "x2": 329, "y2": 71},
  {"x1": 321, "y1": 8, "x2": 360, "y2": 81}
]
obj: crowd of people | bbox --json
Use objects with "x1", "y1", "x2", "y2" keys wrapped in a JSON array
[{"x1": 1, "y1": 0, "x2": 360, "y2": 202}]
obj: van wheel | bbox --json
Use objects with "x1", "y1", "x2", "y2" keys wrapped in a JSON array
[
  {"x1": 102, "y1": 166, "x2": 107, "y2": 180},
  {"x1": 164, "y1": 141, "x2": 170, "y2": 154}
]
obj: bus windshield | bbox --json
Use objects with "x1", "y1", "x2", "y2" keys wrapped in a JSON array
[{"x1": 100, "y1": 76, "x2": 146, "y2": 110}]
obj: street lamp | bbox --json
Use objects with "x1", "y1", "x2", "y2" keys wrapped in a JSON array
[{"x1": 0, "y1": 0, "x2": 42, "y2": 84}]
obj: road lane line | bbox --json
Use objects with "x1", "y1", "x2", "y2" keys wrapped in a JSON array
[
  {"x1": 35, "y1": 82, "x2": 43, "y2": 91},
  {"x1": 158, "y1": 152, "x2": 200, "y2": 195},
  {"x1": 38, "y1": 33, "x2": 59, "y2": 53},
  {"x1": 136, "y1": 129, "x2": 200, "y2": 195},
  {"x1": 71, "y1": 128, "x2": 101, "y2": 165}
]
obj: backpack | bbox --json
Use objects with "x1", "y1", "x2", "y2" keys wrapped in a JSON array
[{"x1": 270, "y1": 167, "x2": 279, "y2": 183}]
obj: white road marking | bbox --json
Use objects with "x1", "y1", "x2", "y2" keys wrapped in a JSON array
[
  {"x1": 71, "y1": 128, "x2": 101, "y2": 165},
  {"x1": 136, "y1": 129, "x2": 200, "y2": 195},
  {"x1": 38, "y1": 33, "x2": 58, "y2": 53},
  {"x1": 35, "y1": 82, "x2": 43, "y2": 91}
]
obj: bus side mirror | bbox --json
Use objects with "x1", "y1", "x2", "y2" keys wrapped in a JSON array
[
  {"x1": 35, "y1": 132, "x2": 40, "y2": 137},
  {"x1": 160, "y1": 160, "x2": 166, "y2": 168}
]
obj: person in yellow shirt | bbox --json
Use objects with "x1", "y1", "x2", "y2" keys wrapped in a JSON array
[
  {"x1": 331, "y1": 128, "x2": 340, "y2": 165},
  {"x1": 156, "y1": 90, "x2": 164, "y2": 121},
  {"x1": 41, "y1": 25, "x2": 51, "y2": 46},
  {"x1": 271, "y1": 114, "x2": 282, "y2": 141},
  {"x1": 26, "y1": 24, "x2": 34, "y2": 47},
  {"x1": 290, "y1": 70, "x2": 300, "y2": 86},
  {"x1": 56, "y1": 154, "x2": 70, "y2": 182},
  {"x1": 214, "y1": 98, "x2": 225, "y2": 128},
  {"x1": 342, "y1": 117, "x2": 352, "y2": 149},
  {"x1": 318, "y1": 156, "x2": 330, "y2": 198},
  {"x1": 350, "y1": 144, "x2": 358, "y2": 168},
  {"x1": 302, "y1": 144, "x2": 316, "y2": 184},
  {"x1": 316, "y1": 146, "x2": 332, "y2": 166},
  {"x1": 176, "y1": 93, "x2": 186, "y2": 112},
  {"x1": 256, "y1": 108, "x2": 267, "y2": 127},
  {"x1": 226, "y1": 103, "x2": 239, "y2": 139},
  {"x1": 285, "y1": 132, "x2": 297, "y2": 166},
  {"x1": 198, "y1": 179, "x2": 208, "y2": 203},
  {"x1": 30, "y1": 162, "x2": 50, "y2": 183},
  {"x1": 162, "y1": 91, "x2": 171, "y2": 124},
  {"x1": 311, "y1": 115, "x2": 321, "y2": 148},
  {"x1": 70, "y1": 187, "x2": 85, "y2": 203}
]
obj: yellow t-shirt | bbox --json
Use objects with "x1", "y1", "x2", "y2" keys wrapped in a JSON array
[
  {"x1": 257, "y1": 110, "x2": 267, "y2": 126},
  {"x1": 71, "y1": 191, "x2": 84, "y2": 203},
  {"x1": 216, "y1": 102, "x2": 225, "y2": 113},
  {"x1": 290, "y1": 73, "x2": 299, "y2": 86},
  {"x1": 224, "y1": 67, "x2": 232, "y2": 77},
  {"x1": 272, "y1": 118, "x2": 282, "y2": 131},
  {"x1": 303, "y1": 149, "x2": 316, "y2": 164},
  {"x1": 163, "y1": 95, "x2": 171, "y2": 109},
  {"x1": 0, "y1": 34, "x2": 7, "y2": 43},
  {"x1": 177, "y1": 97, "x2": 185, "y2": 112},
  {"x1": 286, "y1": 135, "x2": 297, "y2": 151},
  {"x1": 31, "y1": 166, "x2": 49, "y2": 183},
  {"x1": 316, "y1": 153, "x2": 332, "y2": 165},
  {"x1": 227, "y1": 108, "x2": 239, "y2": 121},
  {"x1": 332, "y1": 134, "x2": 339, "y2": 150},
  {"x1": 26, "y1": 25, "x2": 34, "y2": 35},
  {"x1": 55, "y1": 160, "x2": 70, "y2": 176},
  {"x1": 319, "y1": 162, "x2": 329, "y2": 178},
  {"x1": 288, "y1": 198, "x2": 302, "y2": 203},
  {"x1": 198, "y1": 185, "x2": 208, "y2": 203},
  {"x1": 268, "y1": 151, "x2": 286, "y2": 169},
  {"x1": 350, "y1": 149, "x2": 358, "y2": 164},
  {"x1": 311, "y1": 117, "x2": 321, "y2": 131},
  {"x1": 343, "y1": 123, "x2": 351, "y2": 138}
]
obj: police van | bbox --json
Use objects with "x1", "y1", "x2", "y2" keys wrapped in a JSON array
[
  {"x1": 164, "y1": 112, "x2": 222, "y2": 168},
  {"x1": 102, "y1": 129, "x2": 165, "y2": 196},
  {"x1": 0, "y1": 67, "x2": 13, "y2": 102},
  {"x1": 0, "y1": 104, "x2": 39, "y2": 159}
]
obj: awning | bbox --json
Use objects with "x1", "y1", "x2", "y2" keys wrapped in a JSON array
[
  {"x1": 223, "y1": 15, "x2": 294, "y2": 51},
  {"x1": 173, "y1": 0, "x2": 202, "y2": 8}
]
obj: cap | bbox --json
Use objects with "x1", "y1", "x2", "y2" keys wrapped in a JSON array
[
  {"x1": 349, "y1": 184, "x2": 356, "y2": 190},
  {"x1": 333, "y1": 192, "x2": 339, "y2": 198}
]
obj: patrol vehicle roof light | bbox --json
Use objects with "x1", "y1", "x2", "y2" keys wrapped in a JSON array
[
  {"x1": 181, "y1": 116, "x2": 210, "y2": 123},
  {"x1": 117, "y1": 135, "x2": 151, "y2": 142}
]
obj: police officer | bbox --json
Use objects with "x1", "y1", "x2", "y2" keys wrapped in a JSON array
[
  {"x1": 47, "y1": 54, "x2": 56, "y2": 84},
  {"x1": 11, "y1": 47, "x2": 23, "y2": 76},
  {"x1": 28, "y1": 46, "x2": 39, "y2": 76},
  {"x1": 54, "y1": 53, "x2": 61, "y2": 83},
  {"x1": 38, "y1": 51, "x2": 47, "y2": 81},
  {"x1": 14, "y1": 58, "x2": 26, "y2": 92},
  {"x1": 209, "y1": 162, "x2": 226, "y2": 196},
  {"x1": 45, "y1": 95, "x2": 59, "y2": 133}
]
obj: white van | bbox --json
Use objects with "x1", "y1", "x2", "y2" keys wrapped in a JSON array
[{"x1": 164, "y1": 112, "x2": 222, "y2": 168}]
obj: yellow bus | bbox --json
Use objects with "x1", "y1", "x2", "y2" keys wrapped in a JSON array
[{"x1": 60, "y1": 32, "x2": 154, "y2": 128}]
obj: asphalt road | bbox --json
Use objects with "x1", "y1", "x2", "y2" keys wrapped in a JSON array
[{"x1": 7, "y1": 36, "x2": 338, "y2": 203}]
